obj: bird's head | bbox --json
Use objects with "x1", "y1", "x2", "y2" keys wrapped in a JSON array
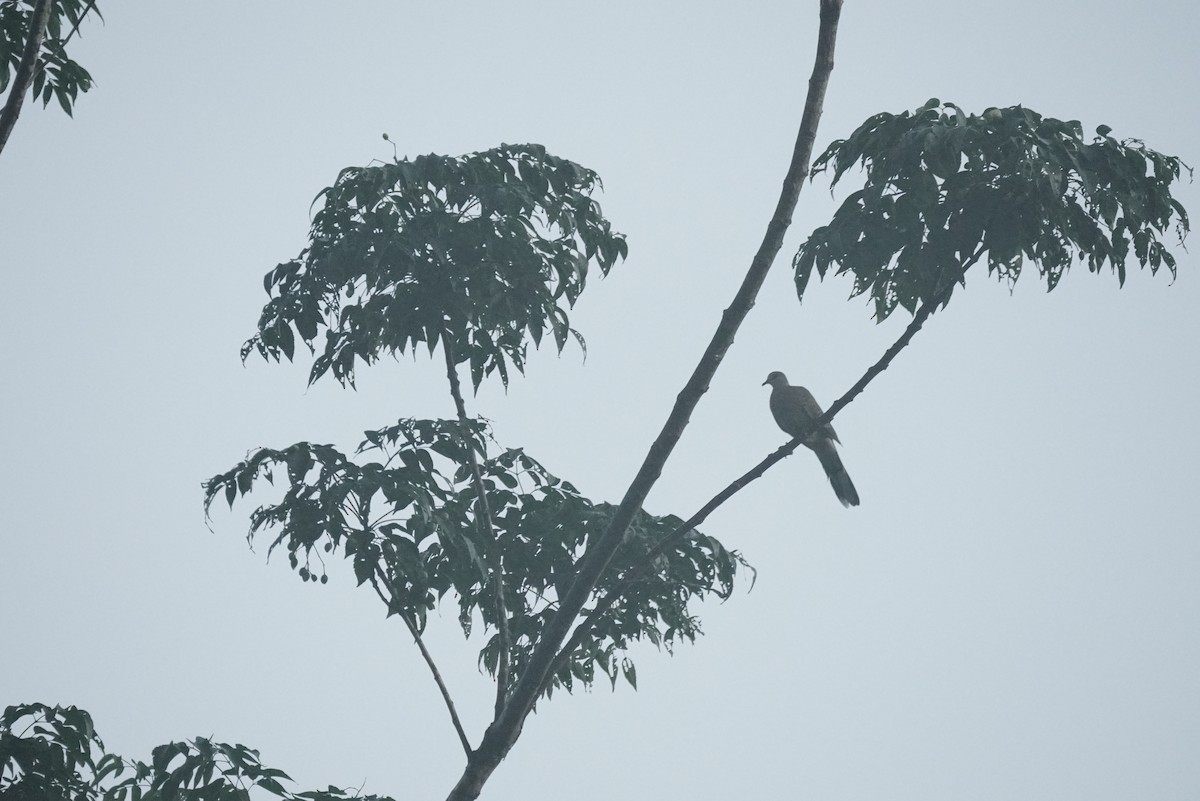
[{"x1": 762, "y1": 371, "x2": 788, "y2": 388}]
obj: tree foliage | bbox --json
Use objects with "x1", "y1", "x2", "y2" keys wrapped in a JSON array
[
  {"x1": 205, "y1": 82, "x2": 1191, "y2": 801},
  {"x1": 210, "y1": 143, "x2": 749, "y2": 702},
  {"x1": 795, "y1": 100, "x2": 1191, "y2": 321},
  {"x1": 204, "y1": 417, "x2": 749, "y2": 697},
  {"x1": 9, "y1": 3, "x2": 1193, "y2": 795},
  {"x1": 0, "y1": 703, "x2": 112, "y2": 801},
  {"x1": 0, "y1": 0, "x2": 99, "y2": 117},
  {"x1": 243, "y1": 143, "x2": 629, "y2": 390},
  {"x1": 0, "y1": 702, "x2": 392, "y2": 801}
]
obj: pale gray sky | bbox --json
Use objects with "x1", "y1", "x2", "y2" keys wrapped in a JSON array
[{"x1": 2, "y1": 2, "x2": 1198, "y2": 800}]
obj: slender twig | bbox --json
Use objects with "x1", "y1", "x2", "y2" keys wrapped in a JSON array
[
  {"x1": 441, "y1": 340, "x2": 511, "y2": 720},
  {"x1": 59, "y1": 0, "x2": 101, "y2": 48},
  {"x1": 370, "y1": 573, "x2": 473, "y2": 757},
  {"x1": 445, "y1": 5, "x2": 846, "y2": 799},
  {"x1": 0, "y1": 0, "x2": 53, "y2": 157}
]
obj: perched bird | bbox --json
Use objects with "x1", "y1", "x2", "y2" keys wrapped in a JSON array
[{"x1": 762, "y1": 371, "x2": 860, "y2": 507}]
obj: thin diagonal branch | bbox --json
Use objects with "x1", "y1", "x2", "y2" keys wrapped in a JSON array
[
  {"x1": 546, "y1": 291, "x2": 944, "y2": 684},
  {"x1": 447, "y1": 5, "x2": 846, "y2": 797},
  {"x1": 543, "y1": 247, "x2": 985, "y2": 685},
  {"x1": 511, "y1": 0, "x2": 841, "y2": 726},
  {"x1": 60, "y1": 0, "x2": 101, "y2": 48},
  {"x1": 370, "y1": 572, "x2": 473, "y2": 757},
  {"x1": 0, "y1": 0, "x2": 53, "y2": 157},
  {"x1": 441, "y1": 340, "x2": 511, "y2": 721}
]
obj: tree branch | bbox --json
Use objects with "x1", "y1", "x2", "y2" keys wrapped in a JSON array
[
  {"x1": 446, "y1": 3, "x2": 846, "y2": 798},
  {"x1": 441, "y1": 339, "x2": 511, "y2": 721},
  {"x1": 545, "y1": 290, "x2": 946, "y2": 684},
  {"x1": 0, "y1": 0, "x2": 53, "y2": 158},
  {"x1": 514, "y1": 0, "x2": 841, "y2": 733},
  {"x1": 59, "y1": 0, "x2": 100, "y2": 48},
  {"x1": 543, "y1": 236, "x2": 987, "y2": 685},
  {"x1": 370, "y1": 573, "x2": 473, "y2": 757}
]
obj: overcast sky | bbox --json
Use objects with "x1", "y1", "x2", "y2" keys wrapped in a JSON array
[{"x1": 2, "y1": 2, "x2": 1198, "y2": 800}]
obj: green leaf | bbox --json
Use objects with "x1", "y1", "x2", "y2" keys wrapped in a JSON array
[
  {"x1": 210, "y1": 416, "x2": 751, "y2": 698},
  {"x1": 242, "y1": 144, "x2": 626, "y2": 390},
  {"x1": 55, "y1": 88, "x2": 73, "y2": 116},
  {"x1": 622, "y1": 658, "x2": 637, "y2": 690},
  {"x1": 795, "y1": 102, "x2": 1189, "y2": 321}
]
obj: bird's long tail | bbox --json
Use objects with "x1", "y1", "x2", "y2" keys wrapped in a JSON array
[{"x1": 812, "y1": 440, "x2": 860, "y2": 508}]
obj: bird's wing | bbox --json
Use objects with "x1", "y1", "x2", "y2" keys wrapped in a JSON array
[{"x1": 775, "y1": 385, "x2": 840, "y2": 443}]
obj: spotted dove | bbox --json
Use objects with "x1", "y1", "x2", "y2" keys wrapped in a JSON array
[{"x1": 763, "y1": 371, "x2": 860, "y2": 507}]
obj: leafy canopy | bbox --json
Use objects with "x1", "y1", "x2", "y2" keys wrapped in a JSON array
[
  {"x1": 204, "y1": 418, "x2": 750, "y2": 696},
  {"x1": 216, "y1": 142, "x2": 748, "y2": 696},
  {"x1": 0, "y1": 0, "x2": 100, "y2": 117},
  {"x1": 795, "y1": 100, "x2": 1191, "y2": 320},
  {"x1": 244, "y1": 143, "x2": 629, "y2": 390},
  {"x1": 0, "y1": 702, "x2": 388, "y2": 801}
]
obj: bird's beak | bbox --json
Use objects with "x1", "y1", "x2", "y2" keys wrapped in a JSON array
[{"x1": 761, "y1": 378, "x2": 769, "y2": 386}]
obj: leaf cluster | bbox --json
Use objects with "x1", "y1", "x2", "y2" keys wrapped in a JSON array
[
  {"x1": 0, "y1": 703, "x2": 393, "y2": 801},
  {"x1": 533, "y1": 503, "x2": 751, "y2": 696},
  {"x1": 0, "y1": 703, "x2": 114, "y2": 801},
  {"x1": 203, "y1": 417, "x2": 749, "y2": 697},
  {"x1": 795, "y1": 100, "x2": 1191, "y2": 320},
  {"x1": 104, "y1": 739, "x2": 293, "y2": 801},
  {"x1": 0, "y1": 0, "x2": 99, "y2": 116},
  {"x1": 242, "y1": 143, "x2": 628, "y2": 390}
]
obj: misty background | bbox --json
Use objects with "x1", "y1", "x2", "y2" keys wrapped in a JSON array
[{"x1": 2, "y1": 2, "x2": 1197, "y2": 799}]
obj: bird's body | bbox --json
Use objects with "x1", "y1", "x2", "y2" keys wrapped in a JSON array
[{"x1": 763, "y1": 371, "x2": 860, "y2": 507}]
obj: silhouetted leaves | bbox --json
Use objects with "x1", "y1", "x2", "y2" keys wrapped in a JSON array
[
  {"x1": 0, "y1": 703, "x2": 110, "y2": 801},
  {"x1": 533, "y1": 504, "x2": 750, "y2": 697},
  {"x1": 242, "y1": 143, "x2": 628, "y2": 390},
  {"x1": 795, "y1": 100, "x2": 1191, "y2": 320},
  {"x1": 214, "y1": 140, "x2": 746, "y2": 699},
  {"x1": 0, "y1": 0, "x2": 100, "y2": 117},
  {"x1": 204, "y1": 418, "x2": 750, "y2": 696},
  {"x1": 0, "y1": 703, "x2": 394, "y2": 801}
]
